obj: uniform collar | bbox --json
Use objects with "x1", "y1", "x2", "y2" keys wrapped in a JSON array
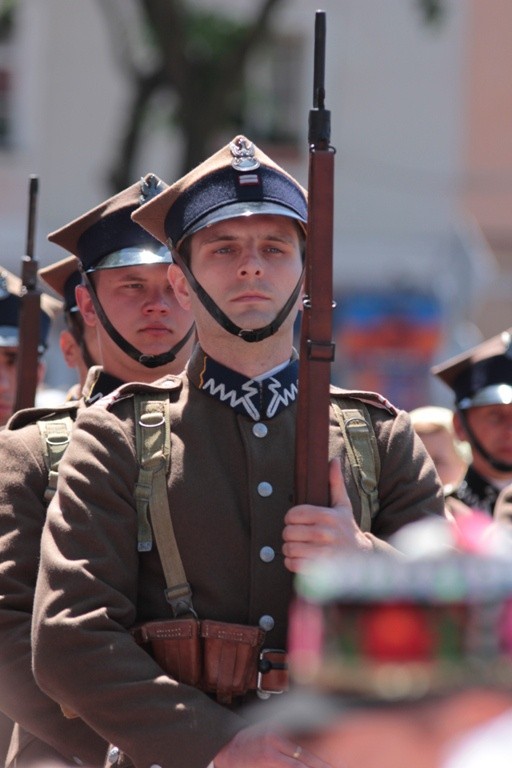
[
  {"x1": 187, "y1": 346, "x2": 299, "y2": 421},
  {"x1": 82, "y1": 366, "x2": 126, "y2": 405},
  {"x1": 452, "y1": 465, "x2": 501, "y2": 516}
]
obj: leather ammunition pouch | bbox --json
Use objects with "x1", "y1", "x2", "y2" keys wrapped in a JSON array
[{"x1": 132, "y1": 618, "x2": 287, "y2": 704}]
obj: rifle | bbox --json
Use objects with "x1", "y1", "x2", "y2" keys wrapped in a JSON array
[
  {"x1": 294, "y1": 11, "x2": 336, "y2": 506},
  {"x1": 15, "y1": 175, "x2": 41, "y2": 412}
]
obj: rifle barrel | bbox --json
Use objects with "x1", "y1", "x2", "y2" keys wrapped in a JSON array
[
  {"x1": 295, "y1": 10, "x2": 335, "y2": 507},
  {"x1": 25, "y1": 176, "x2": 39, "y2": 261},
  {"x1": 313, "y1": 11, "x2": 326, "y2": 110},
  {"x1": 14, "y1": 175, "x2": 41, "y2": 412}
]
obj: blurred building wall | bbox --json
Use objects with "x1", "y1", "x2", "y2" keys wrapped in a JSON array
[
  {"x1": 462, "y1": 0, "x2": 512, "y2": 338},
  {"x1": 0, "y1": 0, "x2": 507, "y2": 404}
]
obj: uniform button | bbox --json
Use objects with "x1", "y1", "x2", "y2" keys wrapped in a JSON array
[
  {"x1": 106, "y1": 747, "x2": 120, "y2": 765},
  {"x1": 253, "y1": 423, "x2": 268, "y2": 438},
  {"x1": 257, "y1": 481, "x2": 273, "y2": 497},
  {"x1": 260, "y1": 546, "x2": 275, "y2": 563},
  {"x1": 259, "y1": 614, "x2": 275, "y2": 631}
]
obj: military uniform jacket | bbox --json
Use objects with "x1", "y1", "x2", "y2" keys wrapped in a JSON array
[
  {"x1": 32, "y1": 346, "x2": 445, "y2": 768},
  {"x1": 0, "y1": 367, "x2": 121, "y2": 767}
]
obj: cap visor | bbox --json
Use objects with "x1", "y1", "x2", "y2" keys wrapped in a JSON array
[
  {"x1": 183, "y1": 201, "x2": 307, "y2": 240},
  {"x1": 94, "y1": 245, "x2": 172, "y2": 271},
  {"x1": 0, "y1": 326, "x2": 19, "y2": 347},
  {"x1": 459, "y1": 383, "x2": 512, "y2": 408}
]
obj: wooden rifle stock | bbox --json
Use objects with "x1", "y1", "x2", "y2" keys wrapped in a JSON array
[
  {"x1": 15, "y1": 175, "x2": 41, "y2": 412},
  {"x1": 294, "y1": 11, "x2": 335, "y2": 506}
]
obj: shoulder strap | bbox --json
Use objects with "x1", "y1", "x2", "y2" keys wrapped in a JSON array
[
  {"x1": 37, "y1": 415, "x2": 75, "y2": 504},
  {"x1": 133, "y1": 393, "x2": 195, "y2": 618},
  {"x1": 331, "y1": 399, "x2": 381, "y2": 533}
]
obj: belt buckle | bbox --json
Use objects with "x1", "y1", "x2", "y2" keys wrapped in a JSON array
[{"x1": 257, "y1": 648, "x2": 287, "y2": 697}]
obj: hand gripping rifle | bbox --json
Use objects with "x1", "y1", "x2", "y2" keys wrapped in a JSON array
[
  {"x1": 15, "y1": 175, "x2": 41, "y2": 412},
  {"x1": 294, "y1": 11, "x2": 336, "y2": 506}
]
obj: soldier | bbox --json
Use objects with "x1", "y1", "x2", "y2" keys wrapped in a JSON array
[
  {"x1": 0, "y1": 266, "x2": 61, "y2": 427},
  {"x1": 0, "y1": 268, "x2": 61, "y2": 766},
  {"x1": 32, "y1": 136, "x2": 445, "y2": 768},
  {"x1": 432, "y1": 328, "x2": 512, "y2": 516},
  {"x1": 0, "y1": 174, "x2": 195, "y2": 767},
  {"x1": 39, "y1": 255, "x2": 101, "y2": 399}
]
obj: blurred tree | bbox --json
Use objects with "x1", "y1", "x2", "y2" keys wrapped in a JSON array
[
  {"x1": 0, "y1": 0, "x2": 14, "y2": 40},
  {"x1": 96, "y1": 0, "x2": 287, "y2": 190},
  {"x1": 0, "y1": 0, "x2": 447, "y2": 190},
  {"x1": 416, "y1": 0, "x2": 446, "y2": 26}
]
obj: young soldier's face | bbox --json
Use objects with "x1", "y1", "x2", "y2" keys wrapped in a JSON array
[
  {"x1": 455, "y1": 404, "x2": 512, "y2": 478},
  {"x1": 170, "y1": 214, "x2": 303, "y2": 339},
  {"x1": 78, "y1": 262, "x2": 193, "y2": 364}
]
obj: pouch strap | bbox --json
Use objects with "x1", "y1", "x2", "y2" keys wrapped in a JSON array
[
  {"x1": 37, "y1": 415, "x2": 74, "y2": 504},
  {"x1": 134, "y1": 394, "x2": 195, "y2": 617}
]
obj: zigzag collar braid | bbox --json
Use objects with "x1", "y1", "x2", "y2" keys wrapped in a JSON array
[{"x1": 189, "y1": 349, "x2": 299, "y2": 421}]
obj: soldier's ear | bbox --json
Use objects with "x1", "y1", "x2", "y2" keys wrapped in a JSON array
[
  {"x1": 75, "y1": 284, "x2": 97, "y2": 327},
  {"x1": 59, "y1": 329, "x2": 81, "y2": 369},
  {"x1": 167, "y1": 264, "x2": 191, "y2": 311}
]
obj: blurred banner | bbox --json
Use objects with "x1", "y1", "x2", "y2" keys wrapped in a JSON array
[{"x1": 332, "y1": 289, "x2": 443, "y2": 411}]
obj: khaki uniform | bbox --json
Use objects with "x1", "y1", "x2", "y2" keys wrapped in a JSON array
[
  {"x1": 0, "y1": 368, "x2": 121, "y2": 767},
  {"x1": 32, "y1": 346, "x2": 445, "y2": 768}
]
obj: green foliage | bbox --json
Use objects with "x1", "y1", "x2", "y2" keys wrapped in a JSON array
[
  {"x1": 0, "y1": 0, "x2": 15, "y2": 42},
  {"x1": 416, "y1": 0, "x2": 445, "y2": 27},
  {"x1": 183, "y1": 10, "x2": 248, "y2": 62}
]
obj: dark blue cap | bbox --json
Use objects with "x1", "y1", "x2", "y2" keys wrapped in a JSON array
[
  {"x1": 39, "y1": 255, "x2": 81, "y2": 313},
  {"x1": 0, "y1": 267, "x2": 61, "y2": 351},
  {"x1": 132, "y1": 136, "x2": 308, "y2": 247},
  {"x1": 432, "y1": 329, "x2": 512, "y2": 408},
  {"x1": 48, "y1": 174, "x2": 172, "y2": 273}
]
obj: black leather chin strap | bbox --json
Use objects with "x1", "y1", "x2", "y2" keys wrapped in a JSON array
[
  {"x1": 171, "y1": 249, "x2": 304, "y2": 343},
  {"x1": 459, "y1": 408, "x2": 512, "y2": 473},
  {"x1": 83, "y1": 273, "x2": 195, "y2": 369}
]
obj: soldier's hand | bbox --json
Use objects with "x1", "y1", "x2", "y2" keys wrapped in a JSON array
[
  {"x1": 282, "y1": 458, "x2": 372, "y2": 573},
  {"x1": 212, "y1": 723, "x2": 335, "y2": 767}
]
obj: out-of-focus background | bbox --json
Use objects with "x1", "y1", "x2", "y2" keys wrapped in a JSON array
[{"x1": 0, "y1": 0, "x2": 510, "y2": 409}]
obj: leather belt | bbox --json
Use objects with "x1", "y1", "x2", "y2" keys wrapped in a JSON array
[{"x1": 251, "y1": 648, "x2": 288, "y2": 695}]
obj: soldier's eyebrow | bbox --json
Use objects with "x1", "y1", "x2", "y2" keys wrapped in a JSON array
[
  {"x1": 200, "y1": 233, "x2": 238, "y2": 244},
  {"x1": 112, "y1": 269, "x2": 150, "y2": 282},
  {"x1": 200, "y1": 232, "x2": 296, "y2": 246}
]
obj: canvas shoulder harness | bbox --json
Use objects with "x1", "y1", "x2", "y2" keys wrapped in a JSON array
[
  {"x1": 331, "y1": 394, "x2": 381, "y2": 532},
  {"x1": 132, "y1": 391, "x2": 383, "y2": 616},
  {"x1": 6, "y1": 402, "x2": 79, "y2": 505},
  {"x1": 37, "y1": 411, "x2": 76, "y2": 503},
  {"x1": 24, "y1": 389, "x2": 382, "y2": 590}
]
